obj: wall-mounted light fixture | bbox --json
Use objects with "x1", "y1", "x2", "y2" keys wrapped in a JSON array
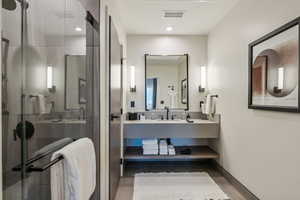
[
  {"x1": 47, "y1": 65, "x2": 56, "y2": 93},
  {"x1": 166, "y1": 26, "x2": 173, "y2": 32},
  {"x1": 199, "y1": 66, "x2": 206, "y2": 93},
  {"x1": 278, "y1": 67, "x2": 284, "y2": 90},
  {"x1": 75, "y1": 26, "x2": 82, "y2": 32},
  {"x1": 274, "y1": 67, "x2": 284, "y2": 93},
  {"x1": 130, "y1": 65, "x2": 136, "y2": 92}
]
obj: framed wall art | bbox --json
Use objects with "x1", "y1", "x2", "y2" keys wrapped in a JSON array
[{"x1": 249, "y1": 17, "x2": 300, "y2": 112}]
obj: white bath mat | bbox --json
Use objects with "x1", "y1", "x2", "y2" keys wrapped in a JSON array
[{"x1": 133, "y1": 172, "x2": 230, "y2": 200}]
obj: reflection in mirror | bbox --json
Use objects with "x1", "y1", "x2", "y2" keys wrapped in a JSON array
[
  {"x1": 145, "y1": 54, "x2": 189, "y2": 110},
  {"x1": 65, "y1": 55, "x2": 86, "y2": 110}
]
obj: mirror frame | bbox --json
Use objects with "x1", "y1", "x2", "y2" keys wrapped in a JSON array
[
  {"x1": 144, "y1": 53, "x2": 189, "y2": 111},
  {"x1": 64, "y1": 54, "x2": 86, "y2": 111}
]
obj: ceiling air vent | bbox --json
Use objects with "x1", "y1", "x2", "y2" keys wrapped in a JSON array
[{"x1": 163, "y1": 11, "x2": 185, "y2": 18}]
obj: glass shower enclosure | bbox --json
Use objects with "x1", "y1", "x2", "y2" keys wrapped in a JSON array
[{"x1": 1, "y1": 0, "x2": 100, "y2": 199}]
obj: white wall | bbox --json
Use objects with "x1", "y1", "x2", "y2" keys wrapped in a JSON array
[
  {"x1": 208, "y1": 0, "x2": 300, "y2": 199},
  {"x1": 127, "y1": 35, "x2": 207, "y2": 112}
]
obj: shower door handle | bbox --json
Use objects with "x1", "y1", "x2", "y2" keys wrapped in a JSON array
[{"x1": 110, "y1": 114, "x2": 120, "y2": 121}]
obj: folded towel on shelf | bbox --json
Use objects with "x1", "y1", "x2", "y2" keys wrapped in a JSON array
[
  {"x1": 168, "y1": 145, "x2": 176, "y2": 156},
  {"x1": 159, "y1": 139, "x2": 168, "y2": 155},
  {"x1": 143, "y1": 139, "x2": 159, "y2": 155},
  {"x1": 142, "y1": 139, "x2": 158, "y2": 145},
  {"x1": 143, "y1": 150, "x2": 159, "y2": 155},
  {"x1": 51, "y1": 138, "x2": 96, "y2": 200},
  {"x1": 143, "y1": 144, "x2": 158, "y2": 150},
  {"x1": 159, "y1": 151, "x2": 168, "y2": 155}
]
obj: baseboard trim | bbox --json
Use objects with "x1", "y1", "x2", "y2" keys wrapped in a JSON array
[{"x1": 212, "y1": 160, "x2": 260, "y2": 200}]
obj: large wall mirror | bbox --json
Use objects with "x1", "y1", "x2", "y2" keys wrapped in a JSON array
[
  {"x1": 65, "y1": 55, "x2": 86, "y2": 110},
  {"x1": 145, "y1": 54, "x2": 189, "y2": 111}
]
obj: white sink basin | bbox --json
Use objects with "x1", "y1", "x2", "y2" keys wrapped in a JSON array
[{"x1": 124, "y1": 119, "x2": 217, "y2": 125}]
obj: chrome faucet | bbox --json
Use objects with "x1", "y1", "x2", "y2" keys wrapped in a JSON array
[{"x1": 164, "y1": 106, "x2": 170, "y2": 120}]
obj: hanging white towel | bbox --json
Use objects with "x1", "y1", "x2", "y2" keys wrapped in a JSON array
[
  {"x1": 30, "y1": 96, "x2": 39, "y2": 114},
  {"x1": 51, "y1": 138, "x2": 96, "y2": 200},
  {"x1": 38, "y1": 94, "x2": 47, "y2": 114},
  {"x1": 204, "y1": 94, "x2": 216, "y2": 115},
  {"x1": 31, "y1": 94, "x2": 47, "y2": 114},
  {"x1": 51, "y1": 157, "x2": 65, "y2": 200},
  {"x1": 168, "y1": 90, "x2": 177, "y2": 109}
]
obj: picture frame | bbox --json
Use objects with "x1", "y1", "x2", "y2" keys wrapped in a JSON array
[
  {"x1": 248, "y1": 17, "x2": 300, "y2": 112},
  {"x1": 181, "y1": 79, "x2": 188, "y2": 104}
]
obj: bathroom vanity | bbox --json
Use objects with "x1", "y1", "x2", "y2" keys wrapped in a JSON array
[
  {"x1": 124, "y1": 118, "x2": 219, "y2": 138},
  {"x1": 123, "y1": 115, "x2": 220, "y2": 162},
  {"x1": 124, "y1": 53, "x2": 220, "y2": 164}
]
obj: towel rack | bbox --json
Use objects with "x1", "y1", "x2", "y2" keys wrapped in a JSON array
[
  {"x1": 27, "y1": 156, "x2": 64, "y2": 172},
  {"x1": 28, "y1": 94, "x2": 49, "y2": 98},
  {"x1": 12, "y1": 139, "x2": 76, "y2": 173},
  {"x1": 207, "y1": 94, "x2": 218, "y2": 98}
]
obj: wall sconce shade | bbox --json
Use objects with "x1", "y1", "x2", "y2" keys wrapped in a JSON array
[
  {"x1": 199, "y1": 66, "x2": 206, "y2": 93},
  {"x1": 274, "y1": 67, "x2": 284, "y2": 94},
  {"x1": 278, "y1": 67, "x2": 284, "y2": 90},
  {"x1": 47, "y1": 66, "x2": 56, "y2": 93},
  {"x1": 130, "y1": 65, "x2": 136, "y2": 92}
]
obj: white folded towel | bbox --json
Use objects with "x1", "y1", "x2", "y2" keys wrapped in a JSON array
[
  {"x1": 159, "y1": 151, "x2": 168, "y2": 155},
  {"x1": 143, "y1": 144, "x2": 158, "y2": 149},
  {"x1": 51, "y1": 138, "x2": 96, "y2": 200},
  {"x1": 168, "y1": 145, "x2": 176, "y2": 156},
  {"x1": 143, "y1": 150, "x2": 158, "y2": 155},
  {"x1": 142, "y1": 139, "x2": 158, "y2": 145}
]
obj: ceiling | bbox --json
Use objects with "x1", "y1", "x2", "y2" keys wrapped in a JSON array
[{"x1": 115, "y1": 0, "x2": 240, "y2": 35}]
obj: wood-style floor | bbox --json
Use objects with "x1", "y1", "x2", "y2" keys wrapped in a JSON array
[{"x1": 115, "y1": 161, "x2": 248, "y2": 200}]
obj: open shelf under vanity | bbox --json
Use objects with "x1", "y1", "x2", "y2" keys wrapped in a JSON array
[
  {"x1": 124, "y1": 145, "x2": 219, "y2": 162},
  {"x1": 122, "y1": 115, "x2": 221, "y2": 168}
]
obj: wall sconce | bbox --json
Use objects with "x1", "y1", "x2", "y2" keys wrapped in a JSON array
[
  {"x1": 130, "y1": 65, "x2": 136, "y2": 92},
  {"x1": 274, "y1": 67, "x2": 284, "y2": 93},
  {"x1": 199, "y1": 66, "x2": 206, "y2": 93},
  {"x1": 47, "y1": 66, "x2": 56, "y2": 93}
]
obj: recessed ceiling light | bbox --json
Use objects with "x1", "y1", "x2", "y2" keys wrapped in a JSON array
[
  {"x1": 166, "y1": 26, "x2": 173, "y2": 32},
  {"x1": 75, "y1": 27, "x2": 82, "y2": 32}
]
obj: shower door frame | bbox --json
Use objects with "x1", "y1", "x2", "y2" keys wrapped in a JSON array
[{"x1": 1, "y1": 1, "x2": 101, "y2": 200}]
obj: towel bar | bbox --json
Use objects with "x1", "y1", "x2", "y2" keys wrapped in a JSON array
[
  {"x1": 206, "y1": 94, "x2": 218, "y2": 98},
  {"x1": 27, "y1": 156, "x2": 64, "y2": 172},
  {"x1": 28, "y1": 94, "x2": 49, "y2": 98},
  {"x1": 12, "y1": 139, "x2": 76, "y2": 173}
]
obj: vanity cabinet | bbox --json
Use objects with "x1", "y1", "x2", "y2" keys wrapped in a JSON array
[
  {"x1": 123, "y1": 119, "x2": 219, "y2": 139},
  {"x1": 122, "y1": 115, "x2": 220, "y2": 162}
]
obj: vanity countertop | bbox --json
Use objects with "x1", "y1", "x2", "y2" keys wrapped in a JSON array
[
  {"x1": 36, "y1": 119, "x2": 86, "y2": 124},
  {"x1": 124, "y1": 119, "x2": 218, "y2": 125}
]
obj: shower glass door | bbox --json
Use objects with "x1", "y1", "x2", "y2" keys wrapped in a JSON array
[
  {"x1": 2, "y1": 0, "x2": 23, "y2": 199},
  {"x1": 2, "y1": 0, "x2": 100, "y2": 199}
]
